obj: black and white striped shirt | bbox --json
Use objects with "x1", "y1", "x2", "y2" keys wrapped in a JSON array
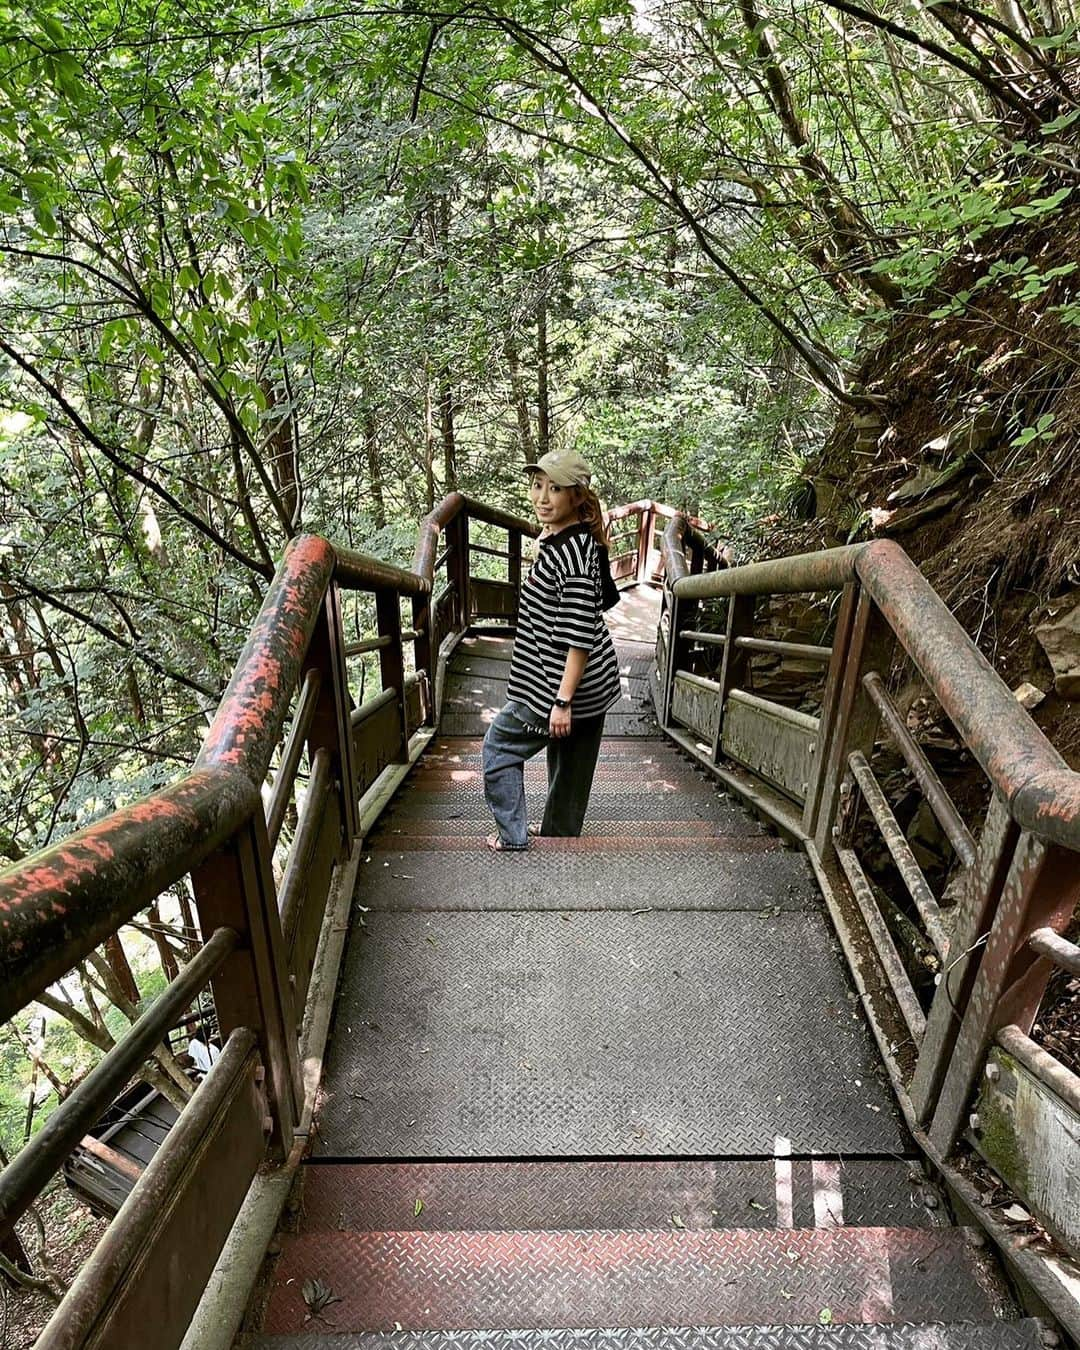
[{"x1": 506, "y1": 526, "x2": 622, "y2": 724}]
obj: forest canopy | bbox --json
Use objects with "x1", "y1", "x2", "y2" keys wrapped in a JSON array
[{"x1": 1, "y1": 0, "x2": 1078, "y2": 863}]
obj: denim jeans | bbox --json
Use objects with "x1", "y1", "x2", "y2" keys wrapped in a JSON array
[{"x1": 482, "y1": 700, "x2": 606, "y2": 848}]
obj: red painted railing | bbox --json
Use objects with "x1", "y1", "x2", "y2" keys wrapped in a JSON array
[{"x1": 0, "y1": 493, "x2": 696, "y2": 1348}]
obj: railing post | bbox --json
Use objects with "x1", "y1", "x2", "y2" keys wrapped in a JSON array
[
  {"x1": 508, "y1": 528, "x2": 522, "y2": 626},
  {"x1": 662, "y1": 589, "x2": 682, "y2": 728},
  {"x1": 811, "y1": 587, "x2": 895, "y2": 858},
  {"x1": 910, "y1": 794, "x2": 1017, "y2": 1124},
  {"x1": 375, "y1": 587, "x2": 410, "y2": 763},
  {"x1": 803, "y1": 582, "x2": 857, "y2": 839},
  {"x1": 637, "y1": 506, "x2": 651, "y2": 584},
  {"x1": 190, "y1": 815, "x2": 300, "y2": 1159},
  {"x1": 449, "y1": 512, "x2": 470, "y2": 630},
  {"x1": 302, "y1": 583, "x2": 359, "y2": 847},
  {"x1": 927, "y1": 833, "x2": 1080, "y2": 1153},
  {"x1": 412, "y1": 591, "x2": 435, "y2": 725},
  {"x1": 710, "y1": 593, "x2": 755, "y2": 763}
]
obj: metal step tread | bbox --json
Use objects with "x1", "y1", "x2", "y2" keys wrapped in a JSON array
[
  {"x1": 315, "y1": 909, "x2": 903, "y2": 1157},
  {"x1": 261, "y1": 1226, "x2": 1015, "y2": 1334},
  {"x1": 295, "y1": 1159, "x2": 946, "y2": 1232},
  {"x1": 252, "y1": 1324, "x2": 1048, "y2": 1350},
  {"x1": 349, "y1": 849, "x2": 816, "y2": 914}
]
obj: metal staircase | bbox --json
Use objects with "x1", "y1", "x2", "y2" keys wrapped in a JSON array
[{"x1": 0, "y1": 499, "x2": 1076, "y2": 1350}]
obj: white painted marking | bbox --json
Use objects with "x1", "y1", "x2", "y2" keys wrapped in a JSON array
[
  {"x1": 774, "y1": 1134, "x2": 793, "y2": 1228},
  {"x1": 812, "y1": 1158, "x2": 844, "y2": 1228}
]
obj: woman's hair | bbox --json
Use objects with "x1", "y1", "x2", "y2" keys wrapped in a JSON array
[{"x1": 568, "y1": 484, "x2": 609, "y2": 547}]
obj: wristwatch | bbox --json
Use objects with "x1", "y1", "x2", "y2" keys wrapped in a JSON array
[{"x1": 553, "y1": 696, "x2": 571, "y2": 709}]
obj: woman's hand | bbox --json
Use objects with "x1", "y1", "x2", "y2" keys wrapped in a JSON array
[{"x1": 549, "y1": 704, "x2": 572, "y2": 738}]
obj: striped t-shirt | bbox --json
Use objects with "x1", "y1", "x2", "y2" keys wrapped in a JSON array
[{"x1": 506, "y1": 525, "x2": 622, "y2": 724}]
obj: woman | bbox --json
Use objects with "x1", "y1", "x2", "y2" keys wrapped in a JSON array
[{"x1": 483, "y1": 449, "x2": 621, "y2": 850}]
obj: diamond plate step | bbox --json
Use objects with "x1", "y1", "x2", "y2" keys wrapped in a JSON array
[
  {"x1": 372, "y1": 820, "x2": 753, "y2": 841},
  {"x1": 351, "y1": 850, "x2": 816, "y2": 913},
  {"x1": 367, "y1": 835, "x2": 782, "y2": 855},
  {"x1": 253, "y1": 1325, "x2": 1048, "y2": 1350},
  {"x1": 315, "y1": 909, "x2": 904, "y2": 1157},
  {"x1": 423, "y1": 740, "x2": 689, "y2": 762},
  {"x1": 262, "y1": 1227, "x2": 1013, "y2": 1333},
  {"x1": 295, "y1": 1160, "x2": 943, "y2": 1232},
  {"x1": 382, "y1": 794, "x2": 757, "y2": 825}
]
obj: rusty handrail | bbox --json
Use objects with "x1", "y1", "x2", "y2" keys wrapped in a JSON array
[
  {"x1": 661, "y1": 512, "x2": 724, "y2": 583},
  {"x1": 857, "y1": 541, "x2": 1080, "y2": 851},
  {"x1": 672, "y1": 542, "x2": 864, "y2": 599},
  {"x1": 412, "y1": 492, "x2": 537, "y2": 579},
  {"x1": 668, "y1": 539, "x2": 1080, "y2": 850},
  {"x1": 0, "y1": 767, "x2": 258, "y2": 1026},
  {"x1": 0, "y1": 492, "x2": 536, "y2": 1084}
]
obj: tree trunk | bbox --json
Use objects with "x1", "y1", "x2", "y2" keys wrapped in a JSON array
[
  {"x1": 537, "y1": 219, "x2": 551, "y2": 456},
  {"x1": 103, "y1": 934, "x2": 142, "y2": 1006},
  {"x1": 363, "y1": 408, "x2": 387, "y2": 528},
  {"x1": 503, "y1": 328, "x2": 537, "y2": 460},
  {"x1": 148, "y1": 900, "x2": 180, "y2": 981}
]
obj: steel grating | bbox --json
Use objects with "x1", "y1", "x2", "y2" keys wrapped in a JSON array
[
  {"x1": 424, "y1": 739, "x2": 682, "y2": 759},
  {"x1": 262, "y1": 1227, "x2": 1007, "y2": 1333},
  {"x1": 385, "y1": 777, "x2": 737, "y2": 802},
  {"x1": 314, "y1": 909, "x2": 904, "y2": 1156},
  {"x1": 380, "y1": 795, "x2": 759, "y2": 824},
  {"x1": 253, "y1": 1324, "x2": 1046, "y2": 1350},
  {"x1": 364, "y1": 836, "x2": 780, "y2": 854},
  {"x1": 350, "y1": 849, "x2": 816, "y2": 913},
  {"x1": 296, "y1": 1160, "x2": 941, "y2": 1233},
  {"x1": 370, "y1": 820, "x2": 752, "y2": 841}
]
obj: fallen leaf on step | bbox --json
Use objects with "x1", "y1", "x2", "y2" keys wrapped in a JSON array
[
  {"x1": 671, "y1": 1213, "x2": 686, "y2": 1229},
  {"x1": 302, "y1": 1278, "x2": 342, "y2": 1322}
]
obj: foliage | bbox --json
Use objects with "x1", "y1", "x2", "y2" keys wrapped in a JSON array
[{"x1": 0, "y1": 0, "x2": 1077, "y2": 860}]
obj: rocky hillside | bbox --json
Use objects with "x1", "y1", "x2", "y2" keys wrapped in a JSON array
[{"x1": 811, "y1": 206, "x2": 1080, "y2": 768}]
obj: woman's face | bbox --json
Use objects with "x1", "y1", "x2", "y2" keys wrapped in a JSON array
[{"x1": 529, "y1": 472, "x2": 577, "y2": 531}]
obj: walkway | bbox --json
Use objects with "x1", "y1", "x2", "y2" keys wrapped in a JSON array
[{"x1": 253, "y1": 590, "x2": 1042, "y2": 1348}]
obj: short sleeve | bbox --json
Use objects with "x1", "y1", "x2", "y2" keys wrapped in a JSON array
[{"x1": 552, "y1": 551, "x2": 600, "y2": 650}]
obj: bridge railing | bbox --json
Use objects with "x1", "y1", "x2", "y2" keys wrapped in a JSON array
[
  {"x1": 657, "y1": 529, "x2": 1080, "y2": 1174},
  {"x1": 0, "y1": 491, "x2": 538, "y2": 1350},
  {"x1": 606, "y1": 499, "x2": 717, "y2": 585}
]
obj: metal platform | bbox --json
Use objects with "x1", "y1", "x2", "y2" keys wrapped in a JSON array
[
  {"x1": 314, "y1": 908, "x2": 904, "y2": 1157},
  {"x1": 295, "y1": 1160, "x2": 944, "y2": 1232},
  {"x1": 261, "y1": 1226, "x2": 1012, "y2": 1332},
  {"x1": 254, "y1": 1325, "x2": 1047, "y2": 1350}
]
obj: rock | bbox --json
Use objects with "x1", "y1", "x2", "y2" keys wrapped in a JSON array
[
  {"x1": 920, "y1": 407, "x2": 1002, "y2": 458},
  {"x1": 1033, "y1": 592, "x2": 1080, "y2": 700},
  {"x1": 1013, "y1": 682, "x2": 1046, "y2": 711},
  {"x1": 888, "y1": 458, "x2": 969, "y2": 504}
]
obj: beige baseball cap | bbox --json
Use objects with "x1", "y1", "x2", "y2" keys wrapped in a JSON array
[{"x1": 523, "y1": 449, "x2": 593, "y2": 488}]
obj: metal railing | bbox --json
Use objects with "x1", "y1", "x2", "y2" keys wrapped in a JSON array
[
  {"x1": 0, "y1": 491, "x2": 537, "y2": 1349},
  {"x1": 0, "y1": 492, "x2": 695, "y2": 1348},
  {"x1": 656, "y1": 529, "x2": 1080, "y2": 1164}
]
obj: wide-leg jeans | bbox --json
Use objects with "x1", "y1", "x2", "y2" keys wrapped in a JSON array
[{"x1": 482, "y1": 700, "x2": 606, "y2": 848}]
